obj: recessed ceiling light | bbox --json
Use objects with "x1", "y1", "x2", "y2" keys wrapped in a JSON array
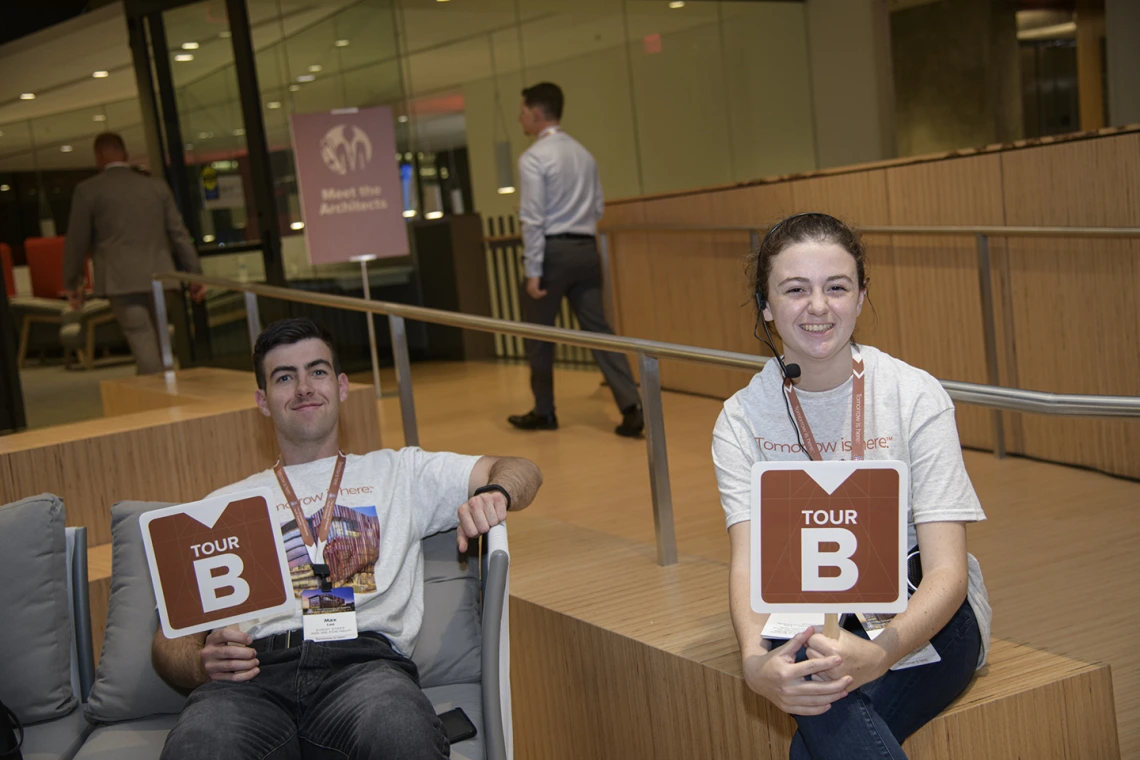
[
  {"x1": 397, "y1": 115, "x2": 408, "y2": 123},
  {"x1": 425, "y1": 211, "x2": 443, "y2": 220},
  {"x1": 497, "y1": 186, "x2": 516, "y2": 194},
  {"x1": 60, "y1": 145, "x2": 73, "y2": 153},
  {"x1": 669, "y1": 1, "x2": 685, "y2": 7},
  {"x1": 335, "y1": 39, "x2": 349, "y2": 47},
  {"x1": 290, "y1": 221, "x2": 305, "y2": 230},
  {"x1": 402, "y1": 209, "x2": 417, "y2": 218},
  {"x1": 232, "y1": 128, "x2": 245, "y2": 136},
  {"x1": 182, "y1": 42, "x2": 199, "y2": 50},
  {"x1": 92, "y1": 70, "x2": 109, "y2": 78},
  {"x1": 93, "y1": 114, "x2": 106, "y2": 122},
  {"x1": 0, "y1": 185, "x2": 9, "y2": 192},
  {"x1": 288, "y1": 84, "x2": 301, "y2": 92},
  {"x1": 19, "y1": 93, "x2": 35, "y2": 100},
  {"x1": 266, "y1": 101, "x2": 282, "y2": 109},
  {"x1": 308, "y1": 64, "x2": 322, "y2": 73},
  {"x1": 219, "y1": 30, "x2": 231, "y2": 39},
  {"x1": 174, "y1": 53, "x2": 194, "y2": 62},
  {"x1": 297, "y1": 74, "x2": 315, "y2": 82},
  {"x1": 202, "y1": 234, "x2": 216, "y2": 243},
  {"x1": 437, "y1": 0, "x2": 450, "y2": 3}
]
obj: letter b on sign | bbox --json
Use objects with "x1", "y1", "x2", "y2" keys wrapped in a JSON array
[
  {"x1": 801, "y1": 528, "x2": 859, "y2": 591},
  {"x1": 193, "y1": 554, "x2": 252, "y2": 613}
]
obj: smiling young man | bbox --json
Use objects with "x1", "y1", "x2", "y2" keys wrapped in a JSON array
[{"x1": 152, "y1": 318, "x2": 543, "y2": 760}]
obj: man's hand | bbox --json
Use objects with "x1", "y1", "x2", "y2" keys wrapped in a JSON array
[
  {"x1": 189, "y1": 283, "x2": 208, "y2": 302},
  {"x1": 525, "y1": 276, "x2": 548, "y2": 300},
  {"x1": 456, "y1": 489, "x2": 509, "y2": 552},
  {"x1": 201, "y1": 628, "x2": 260, "y2": 683},
  {"x1": 67, "y1": 287, "x2": 86, "y2": 310},
  {"x1": 742, "y1": 627, "x2": 852, "y2": 716},
  {"x1": 806, "y1": 628, "x2": 889, "y2": 692}
]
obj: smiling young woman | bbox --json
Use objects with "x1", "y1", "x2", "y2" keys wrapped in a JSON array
[{"x1": 712, "y1": 213, "x2": 992, "y2": 760}]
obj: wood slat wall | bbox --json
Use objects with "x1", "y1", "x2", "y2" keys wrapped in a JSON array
[{"x1": 604, "y1": 131, "x2": 1140, "y2": 478}]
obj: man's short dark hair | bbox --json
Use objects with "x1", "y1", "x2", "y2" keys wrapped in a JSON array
[
  {"x1": 521, "y1": 82, "x2": 563, "y2": 120},
  {"x1": 93, "y1": 132, "x2": 126, "y2": 155},
  {"x1": 253, "y1": 318, "x2": 341, "y2": 390}
]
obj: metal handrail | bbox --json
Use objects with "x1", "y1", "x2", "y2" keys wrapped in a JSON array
[
  {"x1": 154, "y1": 271, "x2": 1140, "y2": 567},
  {"x1": 156, "y1": 272, "x2": 1140, "y2": 417}
]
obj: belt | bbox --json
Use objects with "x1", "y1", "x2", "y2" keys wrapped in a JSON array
[
  {"x1": 544, "y1": 233, "x2": 595, "y2": 241},
  {"x1": 250, "y1": 629, "x2": 390, "y2": 653}
]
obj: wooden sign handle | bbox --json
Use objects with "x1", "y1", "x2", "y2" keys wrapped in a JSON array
[{"x1": 823, "y1": 613, "x2": 840, "y2": 639}]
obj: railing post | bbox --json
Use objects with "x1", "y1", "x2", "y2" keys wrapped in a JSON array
[
  {"x1": 151, "y1": 279, "x2": 175, "y2": 373},
  {"x1": 388, "y1": 315, "x2": 419, "y2": 447},
  {"x1": 598, "y1": 231, "x2": 617, "y2": 324},
  {"x1": 975, "y1": 233, "x2": 1006, "y2": 459},
  {"x1": 638, "y1": 352, "x2": 678, "y2": 566},
  {"x1": 360, "y1": 258, "x2": 382, "y2": 399},
  {"x1": 243, "y1": 290, "x2": 261, "y2": 350}
]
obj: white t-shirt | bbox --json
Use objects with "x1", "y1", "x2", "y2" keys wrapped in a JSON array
[
  {"x1": 208, "y1": 447, "x2": 479, "y2": 657},
  {"x1": 712, "y1": 345, "x2": 992, "y2": 667}
]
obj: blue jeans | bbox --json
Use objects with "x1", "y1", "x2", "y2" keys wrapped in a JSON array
[
  {"x1": 161, "y1": 635, "x2": 449, "y2": 760},
  {"x1": 790, "y1": 598, "x2": 981, "y2": 760}
]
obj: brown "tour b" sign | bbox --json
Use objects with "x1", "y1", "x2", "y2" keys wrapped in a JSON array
[
  {"x1": 141, "y1": 488, "x2": 295, "y2": 638},
  {"x1": 750, "y1": 461, "x2": 909, "y2": 615}
]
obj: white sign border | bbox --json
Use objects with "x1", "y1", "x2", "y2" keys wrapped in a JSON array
[
  {"x1": 140, "y1": 487, "x2": 296, "y2": 639},
  {"x1": 749, "y1": 460, "x2": 910, "y2": 614}
]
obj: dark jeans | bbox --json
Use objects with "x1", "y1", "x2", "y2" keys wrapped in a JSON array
[
  {"x1": 161, "y1": 636, "x2": 449, "y2": 760},
  {"x1": 790, "y1": 598, "x2": 981, "y2": 760},
  {"x1": 521, "y1": 237, "x2": 640, "y2": 416}
]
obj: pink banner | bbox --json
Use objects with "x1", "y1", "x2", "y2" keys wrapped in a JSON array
[{"x1": 290, "y1": 107, "x2": 409, "y2": 264}]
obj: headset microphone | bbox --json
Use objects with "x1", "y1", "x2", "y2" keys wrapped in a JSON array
[{"x1": 754, "y1": 292, "x2": 801, "y2": 382}]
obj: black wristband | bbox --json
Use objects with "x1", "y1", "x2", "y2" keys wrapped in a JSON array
[{"x1": 473, "y1": 484, "x2": 511, "y2": 511}]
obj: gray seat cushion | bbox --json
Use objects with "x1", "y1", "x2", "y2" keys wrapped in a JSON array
[
  {"x1": 425, "y1": 683, "x2": 484, "y2": 760},
  {"x1": 71, "y1": 715, "x2": 178, "y2": 760},
  {"x1": 84, "y1": 502, "x2": 187, "y2": 724},
  {"x1": 0, "y1": 494, "x2": 76, "y2": 723},
  {"x1": 21, "y1": 706, "x2": 94, "y2": 760},
  {"x1": 415, "y1": 530, "x2": 482, "y2": 688}
]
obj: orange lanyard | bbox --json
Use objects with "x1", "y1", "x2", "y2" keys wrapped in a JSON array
[
  {"x1": 273, "y1": 452, "x2": 347, "y2": 569},
  {"x1": 783, "y1": 346, "x2": 866, "y2": 462}
]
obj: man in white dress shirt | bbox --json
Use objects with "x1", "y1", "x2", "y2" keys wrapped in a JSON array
[{"x1": 507, "y1": 82, "x2": 643, "y2": 437}]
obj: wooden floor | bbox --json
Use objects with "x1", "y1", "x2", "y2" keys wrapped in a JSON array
[{"x1": 366, "y1": 360, "x2": 1140, "y2": 759}]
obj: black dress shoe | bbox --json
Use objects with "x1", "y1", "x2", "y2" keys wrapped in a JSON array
[
  {"x1": 508, "y1": 410, "x2": 559, "y2": 430},
  {"x1": 615, "y1": 404, "x2": 644, "y2": 437}
]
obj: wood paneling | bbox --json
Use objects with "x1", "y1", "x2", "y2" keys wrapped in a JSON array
[
  {"x1": 605, "y1": 129, "x2": 1140, "y2": 478},
  {"x1": 1000, "y1": 133, "x2": 1140, "y2": 479},
  {"x1": 883, "y1": 155, "x2": 1008, "y2": 451},
  {"x1": 0, "y1": 369, "x2": 381, "y2": 545},
  {"x1": 508, "y1": 515, "x2": 1119, "y2": 760}
]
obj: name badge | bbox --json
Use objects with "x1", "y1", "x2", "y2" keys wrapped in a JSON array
[{"x1": 301, "y1": 587, "x2": 359, "y2": 642}]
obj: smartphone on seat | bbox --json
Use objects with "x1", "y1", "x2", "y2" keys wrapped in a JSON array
[{"x1": 438, "y1": 707, "x2": 477, "y2": 743}]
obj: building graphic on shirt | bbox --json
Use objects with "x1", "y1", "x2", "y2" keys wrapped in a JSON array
[{"x1": 282, "y1": 504, "x2": 380, "y2": 595}]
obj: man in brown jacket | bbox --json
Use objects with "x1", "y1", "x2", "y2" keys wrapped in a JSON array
[{"x1": 63, "y1": 132, "x2": 206, "y2": 374}]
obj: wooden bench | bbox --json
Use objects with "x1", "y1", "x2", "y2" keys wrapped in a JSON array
[{"x1": 506, "y1": 514, "x2": 1120, "y2": 759}]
